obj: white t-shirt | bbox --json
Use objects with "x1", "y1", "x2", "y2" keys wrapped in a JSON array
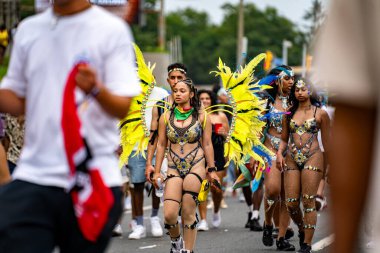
[{"x1": 0, "y1": 6, "x2": 141, "y2": 189}]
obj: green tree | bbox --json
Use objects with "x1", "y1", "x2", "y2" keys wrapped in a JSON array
[
  {"x1": 303, "y1": 0, "x2": 324, "y2": 44},
  {"x1": 220, "y1": 3, "x2": 304, "y2": 72},
  {"x1": 134, "y1": 2, "x2": 306, "y2": 84},
  {"x1": 20, "y1": 0, "x2": 35, "y2": 19}
]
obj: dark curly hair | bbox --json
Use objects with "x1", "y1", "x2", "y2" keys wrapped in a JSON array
[
  {"x1": 265, "y1": 65, "x2": 293, "y2": 104},
  {"x1": 197, "y1": 89, "x2": 218, "y2": 114}
]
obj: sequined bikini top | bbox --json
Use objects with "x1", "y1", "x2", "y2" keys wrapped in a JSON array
[
  {"x1": 290, "y1": 106, "x2": 319, "y2": 135},
  {"x1": 268, "y1": 104, "x2": 284, "y2": 134},
  {"x1": 166, "y1": 112, "x2": 202, "y2": 145},
  {"x1": 290, "y1": 116, "x2": 319, "y2": 136}
]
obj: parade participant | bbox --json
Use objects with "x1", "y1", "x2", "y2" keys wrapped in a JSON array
[
  {"x1": 277, "y1": 79, "x2": 330, "y2": 253},
  {"x1": 0, "y1": 0, "x2": 140, "y2": 252},
  {"x1": 153, "y1": 78, "x2": 219, "y2": 253},
  {"x1": 259, "y1": 65, "x2": 295, "y2": 251},
  {"x1": 212, "y1": 55, "x2": 273, "y2": 237},
  {"x1": 145, "y1": 62, "x2": 187, "y2": 183},
  {"x1": 241, "y1": 180, "x2": 264, "y2": 231},
  {"x1": 123, "y1": 85, "x2": 168, "y2": 240},
  {"x1": 118, "y1": 45, "x2": 175, "y2": 239},
  {"x1": 197, "y1": 89, "x2": 229, "y2": 230}
]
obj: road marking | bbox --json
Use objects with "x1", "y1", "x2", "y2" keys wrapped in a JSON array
[
  {"x1": 139, "y1": 245, "x2": 157, "y2": 249},
  {"x1": 312, "y1": 234, "x2": 334, "y2": 251}
]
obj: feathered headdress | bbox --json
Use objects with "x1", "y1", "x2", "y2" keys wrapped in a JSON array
[
  {"x1": 118, "y1": 44, "x2": 157, "y2": 166},
  {"x1": 210, "y1": 54, "x2": 274, "y2": 171}
]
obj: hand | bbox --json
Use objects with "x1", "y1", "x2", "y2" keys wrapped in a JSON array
[
  {"x1": 145, "y1": 164, "x2": 155, "y2": 183},
  {"x1": 276, "y1": 153, "x2": 286, "y2": 171},
  {"x1": 207, "y1": 171, "x2": 221, "y2": 191},
  {"x1": 75, "y1": 64, "x2": 100, "y2": 95},
  {"x1": 152, "y1": 172, "x2": 163, "y2": 189}
]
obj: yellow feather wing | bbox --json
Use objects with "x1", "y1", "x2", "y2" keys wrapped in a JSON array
[
  {"x1": 118, "y1": 44, "x2": 156, "y2": 166},
  {"x1": 210, "y1": 54, "x2": 274, "y2": 168}
]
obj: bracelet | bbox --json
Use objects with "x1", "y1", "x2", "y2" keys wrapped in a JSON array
[
  {"x1": 89, "y1": 85, "x2": 101, "y2": 97},
  {"x1": 207, "y1": 167, "x2": 217, "y2": 173}
]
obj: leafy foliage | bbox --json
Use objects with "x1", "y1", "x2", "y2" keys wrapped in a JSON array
[
  {"x1": 133, "y1": 2, "x2": 305, "y2": 84},
  {"x1": 16, "y1": 1, "x2": 306, "y2": 84}
]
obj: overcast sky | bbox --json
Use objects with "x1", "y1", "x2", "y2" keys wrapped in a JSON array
[{"x1": 165, "y1": 0, "x2": 330, "y2": 31}]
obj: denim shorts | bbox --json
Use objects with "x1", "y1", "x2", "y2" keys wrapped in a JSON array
[{"x1": 127, "y1": 152, "x2": 156, "y2": 184}]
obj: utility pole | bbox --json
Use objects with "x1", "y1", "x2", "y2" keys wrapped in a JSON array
[
  {"x1": 236, "y1": 0, "x2": 244, "y2": 68},
  {"x1": 158, "y1": 0, "x2": 165, "y2": 51},
  {"x1": 282, "y1": 40, "x2": 292, "y2": 65},
  {"x1": 301, "y1": 43, "x2": 307, "y2": 77}
]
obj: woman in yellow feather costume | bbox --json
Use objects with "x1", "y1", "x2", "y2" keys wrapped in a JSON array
[
  {"x1": 118, "y1": 44, "x2": 169, "y2": 166},
  {"x1": 210, "y1": 55, "x2": 274, "y2": 186}
]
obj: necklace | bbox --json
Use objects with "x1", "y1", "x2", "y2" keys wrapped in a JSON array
[
  {"x1": 174, "y1": 107, "x2": 194, "y2": 121},
  {"x1": 278, "y1": 94, "x2": 288, "y2": 110},
  {"x1": 299, "y1": 104, "x2": 312, "y2": 114}
]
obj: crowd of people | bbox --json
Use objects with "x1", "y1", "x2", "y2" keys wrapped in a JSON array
[{"x1": 1, "y1": 0, "x2": 376, "y2": 253}]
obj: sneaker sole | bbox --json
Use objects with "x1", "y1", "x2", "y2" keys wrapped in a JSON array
[{"x1": 128, "y1": 234, "x2": 146, "y2": 240}]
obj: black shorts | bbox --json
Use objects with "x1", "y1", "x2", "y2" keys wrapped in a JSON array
[{"x1": 0, "y1": 180, "x2": 122, "y2": 253}]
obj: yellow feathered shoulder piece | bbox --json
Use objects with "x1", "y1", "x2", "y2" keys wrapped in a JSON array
[
  {"x1": 210, "y1": 54, "x2": 274, "y2": 168},
  {"x1": 118, "y1": 44, "x2": 156, "y2": 166}
]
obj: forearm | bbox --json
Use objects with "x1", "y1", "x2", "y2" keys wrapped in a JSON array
[
  {"x1": 154, "y1": 142, "x2": 166, "y2": 174},
  {"x1": 146, "y1": 135, "x2": 158, "y2": 166},
  {"x1": 277, "y1": 140, "x2": 288, "y2": 155},
  {"x1": 94, "y1": 86, "x2": 132, "y2": 119},
  {"x1": 0, "y1": 90, "x2": 25, "y2": 116},
  {"x1": 203, "y1": 142, "x2": 215, "y2": 168}
]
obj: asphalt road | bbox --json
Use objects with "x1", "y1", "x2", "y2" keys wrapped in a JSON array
[{"x1": 106, "y1": 193, "x2": 332, "y2": 253}]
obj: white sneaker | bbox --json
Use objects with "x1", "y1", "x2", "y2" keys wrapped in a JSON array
[
  {"x1": 112, "y1": 224, "x2": 123, "y2": 237},
  {"x1": 212, "y1": 211, "x2": 221, "y2": 228},
  {"x1": 129, "y1": 219, "x2": 137, "y2": 231},
  {"x1": 197, "y1": 219, "x2": 209, "y2": 231},
  {"x1": 150, "y1": 216, "x2": 163, "y2": 237},
  {"x1": 128, "y1": 225, "x2": 146, "y2": 239}
]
